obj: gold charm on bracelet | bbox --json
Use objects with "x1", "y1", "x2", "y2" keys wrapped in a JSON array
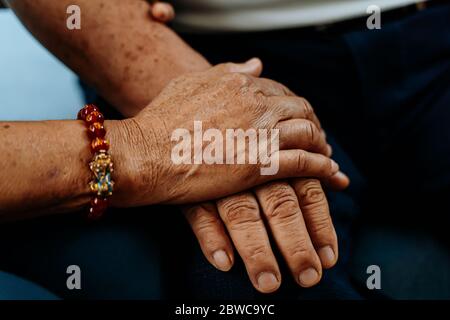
[{"x1": 89, "y1": 151, "x2": 114, "y2": 197}]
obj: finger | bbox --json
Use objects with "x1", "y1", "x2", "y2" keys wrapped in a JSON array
[
  {"x1": 291, "y1": 178, "x2": 338, "y2": 269},
  {"x1": 258, "y1": 149, "x2": 340, "y2": 182},
  {"x1": 252, "y1": 77, "x2": 295, "y2": 97},
  {"x1": 183, "y1": 203, "x2": 234, "y2": 272},
  {"x1": 269, "y1": 96, "x2": 323, "y2": 131},
  {"x1": 255, "y1": 182, "x2": 323, "y2": 287},
  {"x1": 277, "y1": 119, "x2": 329, "y2": 156},
  {"x1": 217, "y1": 192, "x2": 281, "y2": 293},
  {"x1": 151, "y1": 2, "x2": 175, "y2": 22},
  {"x1": 211, "y1": 58, "x2": 263, "y2": 77},
  {"x1": 323, "y1": 171, "x2": 351, "y2": 191}
]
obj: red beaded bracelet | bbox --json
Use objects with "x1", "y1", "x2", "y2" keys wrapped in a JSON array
[{"x1": 77, "y1": 104, "x2": 114, "y2": 220}]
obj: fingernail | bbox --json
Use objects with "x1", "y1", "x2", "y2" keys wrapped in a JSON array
[
  {"x1": 318, "y1": 246, "x2": 336, "y2": 267},
  {"x1": 257, "y1": 272, "x2": 279, "y2": 292},
  {"x1": 331, "y1": 160, "x2": 339, "y2": 172},
  {"x1": 212, "y1": 250, "x2": 232, "y2": 271},
  {"x1": 334, "y1": 171, "x2": 349, "y2": 184},
  {"x1": 298, "y1": 268, "x2": 319, "y2": 287}
]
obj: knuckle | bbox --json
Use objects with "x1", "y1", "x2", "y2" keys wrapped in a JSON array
[
  {"x1": 219, "y1": 62, "x2": 234, "y2": 72},
  {"x1": 245, "y1": 244, "x2": 269, "y2": 263},
  {"x1": 220, "y1": 196, "x2": 260, "y2": 225},
  {"x1": 309, "y1": 212, "x2": 333, "y2": 234},
  {"x1": 326, "y1": 157, "x2": 334, "y2": 174},
  {"x1": 263, "y1": 188, "x2": 299, "y2": 221},
  {"x1": 298, "y1": 181, "x2": 326, "y2": 206},
  {"x1": 194, "y1": 214, "x2": 220, "y2": 234},
  {"x1": 295, "y1": 150, "x2": 308, "y2": 172},
  {"x1": 186, "y1": 205, "x2": 219, "y2": 232},
  {"x1": 289, "y1": 239, "x2": 316, "y2": 261},
  {"x1": 301, "y1": 98, "x2": 314, "y2": 117},
  {"x1": 302, "y1": 120, "x2": 316, "y2": 145},
  {"x1": 297, "y1": 182, "x2": 333, "y2": 235},
  {"x1": 222, "y1": 72, "x2": 251, "y2": 87}
]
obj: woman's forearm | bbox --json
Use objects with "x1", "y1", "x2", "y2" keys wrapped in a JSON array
[
  {"x1": 8, "y1": 0, "x2": 210, "y2": 116},
  {"x1": 0, "y1": 119, "x2": 132, "y2": 221}
]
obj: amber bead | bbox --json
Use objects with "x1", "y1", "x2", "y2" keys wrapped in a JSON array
[
  {"x1": 77, "y1": 104, "x2": 99, "y2": 121},
  {"x1": 88, "y1": 122, "x2": 106, "y2": 139},
  {"x1": 85, "y1": 111, "x2": 104, "y2": 126},
  {"x1": 91, "y1": 137, "x2": 110, "y2": 153},
  {"x1": 88, "y1": 197, "x2": 108, "y2": 219}
]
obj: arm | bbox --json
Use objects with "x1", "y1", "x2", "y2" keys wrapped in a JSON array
[
  {"x1": 0, "y1": 63, "x2": 339, "y2": 223},
  {"x1": 0, "y1": 119, "x2": 131, "y2": 221},
  {"x1": 7, "y1": 0, "x2": 210, "y2": 116}
]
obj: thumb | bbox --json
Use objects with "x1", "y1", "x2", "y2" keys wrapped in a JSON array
[
  {"x1": 151, "y1": 2, "x2": 175, "y2": 23},
  {"x1": 214, "y1": 58, "x2": 263, "y2": 77}
]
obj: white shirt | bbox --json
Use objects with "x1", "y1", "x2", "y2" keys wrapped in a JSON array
[{"x1": 173, "y1": 0, "x2": 426, "y2": 32}]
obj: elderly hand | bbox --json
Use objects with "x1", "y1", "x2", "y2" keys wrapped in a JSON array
[
  {"x1": 184, "y1": 176, "x2": 347, "y2": 293},
  {"x1": 181, "y1": 62, "x2": 349, "y2": 294},
  {"x1": 145, "y1": 3, "x2": 348, "y2": 293},
  {"x1": 113, "y1": 59, "x2": 346, "y2": 209}
]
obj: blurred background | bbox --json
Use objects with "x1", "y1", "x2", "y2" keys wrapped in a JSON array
[{"x1": 0, "y1": 5, "x2": 83, "y2": 120}]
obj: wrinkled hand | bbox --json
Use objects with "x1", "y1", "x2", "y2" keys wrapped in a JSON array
[
  {"x1": 179, "y1": 63, "x2": 349, "y2": 294},
  {"x1": 129, "y1": 4, "x2": 346, "y2": 290},
  {"x1": 113, "y1": 59, "x2": 346, "y2": 209},
  {"x1": 145, "y1": 1, "x2": 347, "y2": 293},
  {"x1": 184, "y1": 176, "x2": 348, "y2": 293}
]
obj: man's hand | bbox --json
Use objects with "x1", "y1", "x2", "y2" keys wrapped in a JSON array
[{"x1": 184, "y1": 177, "x2": 345, "y2": 293}]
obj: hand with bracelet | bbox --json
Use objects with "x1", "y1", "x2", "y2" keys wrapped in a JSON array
[
  {"x1": 145, "y1": 2, "x2": 348, "y2": 291},
  {"x1": 5, "y1": 0, "x2": 349, "y2": 293},
  {"x1": 0, "y1": 60, "x2": 346, "y2": 289},
  {"x1": 0, "y1": 61, "x2": 343, "y2": 219}
]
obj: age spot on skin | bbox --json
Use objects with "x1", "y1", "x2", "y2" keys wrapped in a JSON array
[
  {"x1": 46, "y1": 167, "x2": 60, "y2": 180},
  {"x1": 124, "y1": 51, "x2": 138, "y2": 62}
]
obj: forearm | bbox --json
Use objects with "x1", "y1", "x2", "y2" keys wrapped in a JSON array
[
  {"x1": 0, "y1": 119, "x2": 131, "y2": 221},
  {"x1": 8, "y1": 0, "x2": 210, "y2": 116}
]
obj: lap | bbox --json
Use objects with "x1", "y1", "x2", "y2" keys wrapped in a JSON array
[
  {"x1": 171, "y1": 136, "x2": 365, "y2": 299},
  {"x1": 0, "y1": 271, "x2": 59, "y2": 300},
  {"x1": 0, "y1": 208, "x2": 166, "y2": 299}
]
